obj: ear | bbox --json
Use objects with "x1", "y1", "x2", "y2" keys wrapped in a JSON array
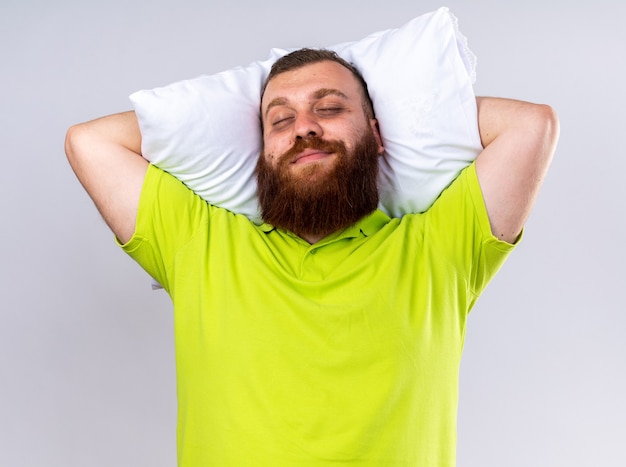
[{"x1": 370, "y1": 119, "x2": 385, "y2": 155}]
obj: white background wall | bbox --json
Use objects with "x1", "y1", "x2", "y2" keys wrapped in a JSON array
[{"x1": 1, "y1": 0, "x2": 624, "y2": 465}]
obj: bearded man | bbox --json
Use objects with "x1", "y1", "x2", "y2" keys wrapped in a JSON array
[
  {"x1": 256, "y1": 49, "x2": 383, "y2": 242},
  {"x1": 65, "y1": 48, "x2": 559, "y2": 466}
]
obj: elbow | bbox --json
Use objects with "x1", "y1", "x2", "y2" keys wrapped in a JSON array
[
  {"x1": 530, "y1": 104, "x2": 560, "y2": 166},
  {"x1": 64, "y1": 123, "x2": 84, "y2": 165},
  {"x1": 65, "y1": 122, "x2": 96, "y2": 169},
  {"x1": 537, "y1": 103, "x2": 560, "y2": 148},
  {"x1": 548, "y1": 106, "x2": 560, "y2": 151}
]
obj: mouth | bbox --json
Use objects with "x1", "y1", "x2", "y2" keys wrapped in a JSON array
[{"x1": 291, "y1": 148, "x2": 334, "y2": 165}]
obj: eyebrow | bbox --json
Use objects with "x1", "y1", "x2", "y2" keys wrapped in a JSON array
[
  {"x1": 264, "y1": 97, "x2": 288, "y2": 119},
  {"x1": 263, "y1": 88, "x2": 350, "y2": 119},
  {"x1": 314, "y1": 88, "x2": 349, "y2": 100}
]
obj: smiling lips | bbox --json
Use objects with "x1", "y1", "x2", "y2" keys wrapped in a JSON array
[{"x1": 291, "y1": 149, "x2": 334, "y2": 165}]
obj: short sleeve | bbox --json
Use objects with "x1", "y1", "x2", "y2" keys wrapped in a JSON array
[
  {"x1": 422, "y1": 163, "x2": 518, "y2": 299},
  {"x1": 119, "y1": 164, "x2": 209, "y2": 292}
]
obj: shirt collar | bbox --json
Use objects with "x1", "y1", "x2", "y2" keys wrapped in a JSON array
[{"x1": 258, "y1": 209, "x2": 391, "y2": 241}]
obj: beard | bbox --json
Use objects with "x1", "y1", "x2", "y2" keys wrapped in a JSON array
[{"x1": 256, "y1": 128, "x2": 380, "y2": 241}]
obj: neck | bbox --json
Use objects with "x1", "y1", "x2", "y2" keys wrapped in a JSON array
[{"x1": 300, "y1": 232, "x2": 325, "y2": 244}]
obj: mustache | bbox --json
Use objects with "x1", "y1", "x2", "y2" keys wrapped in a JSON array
[{"x1": 278, "y1": 136, "x2": 347, "y2": 164}]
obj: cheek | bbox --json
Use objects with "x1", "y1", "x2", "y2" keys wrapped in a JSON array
[
  {"x1": 261, "y1": 146, "x2": 281, "y2": 168},
  {"x1": 264, "y1": 136, "x2": 292, "y2": 161},
  {"x1": 341, "y1": 128, "x2": 364, "y2": 152},
  {"x1": 263, "y1": 147, "x2": 278, "y2": 165}
]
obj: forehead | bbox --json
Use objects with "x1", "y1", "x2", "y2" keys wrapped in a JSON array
[{"x1": 261, "y1": 61, "x2": 362, "y2": 112}]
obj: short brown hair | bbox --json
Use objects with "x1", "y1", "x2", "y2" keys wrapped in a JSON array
[{"x1": 262, "y1": 48, "x2": 375, "y2": 120}]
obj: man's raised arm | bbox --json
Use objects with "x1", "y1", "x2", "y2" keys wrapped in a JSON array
[
  {"x1": 475, "y1": 97, "x2": 560, "y2": 243},
  {"x1": 65, "y1": 111, "x2": 148, "y2": 244}
]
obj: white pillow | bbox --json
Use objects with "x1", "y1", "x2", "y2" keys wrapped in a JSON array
[{"x1": 130, "y1": 6, "x2": 481, "y2": 223}]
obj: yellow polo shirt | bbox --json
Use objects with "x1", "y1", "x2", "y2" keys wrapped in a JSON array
[{"x1": 121, "y1": 163, "x2": 515, "y2": 466}]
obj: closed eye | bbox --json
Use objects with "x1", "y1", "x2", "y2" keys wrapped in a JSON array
[
  {"x1": 316, "y1": 107, "x2": 344, "y2": 116},
  {"x1": 272, "y1": 116, "x2": 294, "y2": 129}
]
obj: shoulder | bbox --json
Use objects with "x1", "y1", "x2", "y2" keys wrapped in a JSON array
[
  {"x1": 402, "y1": 163, "x2": 516, "y2": 254},
  {"x1": 402, "y1": 164, "x2": 485, "y2": 228}
]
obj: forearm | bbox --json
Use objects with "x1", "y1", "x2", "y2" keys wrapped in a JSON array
[
  {"x1": 475, "y1": 97, "x2": 560, "y2": 242},
  {"x1": 65, "y1": 111, "x2": 149, "y2": 243}
]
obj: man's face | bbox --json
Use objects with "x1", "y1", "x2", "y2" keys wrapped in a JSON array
[
  {"x1": 257, "y1": 61, "x2": 385, "y2": 242},
  {"x1": 260, "y1": 60, "x2": 383, "y2": 174}
]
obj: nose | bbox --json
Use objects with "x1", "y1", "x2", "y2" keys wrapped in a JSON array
[{"x1": 294, "y1": 112, "x2": 323, "y2": 140}]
